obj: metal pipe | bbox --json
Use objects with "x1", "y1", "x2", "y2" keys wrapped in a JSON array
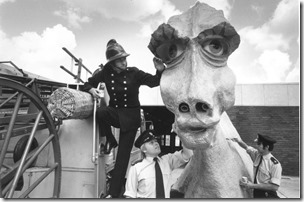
[
  {"x1": 92, "y1": 98, "x2": 97, "y2": 164},
  {"x1": 91, "y1": 83, "x2": 102, "y2": 163},
  {"x1": 7, "y1": 111, "x2": 43, "y2": 198}
]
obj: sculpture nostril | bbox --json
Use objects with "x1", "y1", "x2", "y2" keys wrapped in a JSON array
[
  {"x1": 196, "y1": 102, "x2": 210, "y2": 113},
  {"x1": 179, "y1": 102, "x2": 190, "y2": 113}
]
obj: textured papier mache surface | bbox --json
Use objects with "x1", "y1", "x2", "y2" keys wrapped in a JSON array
[{"x1": 47, "y1": 87, "x2": 94, "y2": 120}]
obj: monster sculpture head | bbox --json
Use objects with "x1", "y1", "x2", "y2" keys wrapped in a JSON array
[{"x1": 148, "y1": 2, "x2": 240, "y2": 150}]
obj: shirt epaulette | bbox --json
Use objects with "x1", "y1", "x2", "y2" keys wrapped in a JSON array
[
  {"x1": 270, "y1": 157, "x2": 279, "y2": 164},
  {"x1": 132, "y1": 159, "x2": 143, "y2": 166}
]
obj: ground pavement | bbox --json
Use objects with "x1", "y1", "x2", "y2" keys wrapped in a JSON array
[{"x1": 277, "y1": 175, "x2": 301, "y2": 198}]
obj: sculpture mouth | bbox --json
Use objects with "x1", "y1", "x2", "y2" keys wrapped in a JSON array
[
  {"x1": 184, "y1": 126, "x2": 207, "y2": 133},
  {"x1": 176, "y1": 124, "x2": 215, "y2": 149}
]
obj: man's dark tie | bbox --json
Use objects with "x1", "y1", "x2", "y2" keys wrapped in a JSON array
[
  {"x1": 254, "y1": 156, "x2": 263, "y2": 183},
  {"x1": 154, "y1": 157, "x2": 165, "y2": 198}
]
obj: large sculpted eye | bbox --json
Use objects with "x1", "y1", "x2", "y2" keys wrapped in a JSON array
[
  {"x1": 155, "y1": 39, "x2": 186, "y2": 65},
  {"x1": 198, "y1": 36, "x2": 230, "y2": 67},
  {"x1": 196, "y1": 22, "x2": 240, "y2": 67},
  {"x1": 201, "y1": 38, "x2": 229, "y2": 58}
]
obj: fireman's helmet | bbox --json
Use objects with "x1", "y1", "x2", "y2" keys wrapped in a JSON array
[{"x1": 105, "y1": 39, "x2": 130, "y2": 65}]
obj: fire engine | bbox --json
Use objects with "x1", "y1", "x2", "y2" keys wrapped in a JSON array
[{"x1": 0, "y1": 48, "x2": 179, "y2": 198}]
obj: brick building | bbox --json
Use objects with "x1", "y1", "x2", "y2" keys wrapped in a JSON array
[
  {"x1": 227, "y1": 83, "x2": 299, "y2": 176},
  {"x1": 140, "y1": 83, "x2": 300, "y2": 176}
]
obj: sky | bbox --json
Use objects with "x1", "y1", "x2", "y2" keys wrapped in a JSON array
[{"x1": 0, "y1": 0, "x2": 300, "y2": 85}]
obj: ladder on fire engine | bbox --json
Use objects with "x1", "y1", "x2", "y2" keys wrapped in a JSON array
[
  {"x1": 59, "y1": 49, "x2": 107, "y2": 198},
  {"x1": 59, "y1": 47, "x2": 94, "y2": 86}
]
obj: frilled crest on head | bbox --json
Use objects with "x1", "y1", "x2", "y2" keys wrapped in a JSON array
[{"x1": 148, "y1": 2, "x2": 240, "y2": 62}]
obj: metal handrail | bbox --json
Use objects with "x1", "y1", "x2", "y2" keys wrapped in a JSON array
[
  {"x1": 59, "y1": 66, "x2": 84, "y2": 83},
  {"x1": 92, "y1": 82, "x2": 102, "y2": 164},
  {"x1": 92, "y1": 97, "x2": 98, "y2": 163},
  {"x1": 62, "y1": 48, "x2": 92, "y2": 75},
  {"x1": 60, "y1": 47, "x2": 92, "y2": 83}
]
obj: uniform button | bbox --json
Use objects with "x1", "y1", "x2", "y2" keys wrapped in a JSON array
[
  {"x1": 124, "y1": 94, "x2": 127, "y2": 97},
  {"x1": 111, "y1": 74, "x2": 114, "y2": 76},
  {"x1": 114, "y1": 99, "x2": 117, "y2": 101},
  {"x1": 124, "y1": 99, "x2": 127, "y2": 101},
  {"x1": 112, "y1": 87, "x2": 114, "y2": 90},
  {"x1": 112, "y1": 80, "x2": 114, "y2": 83},
  {"x1": 124, "y1": 104, "x2": 127, "y2": 107},
  {"x1": 114, "y1": 93, "x2": 116, "y2": 96},
  {"x1": 124, "y1": 87, "x2": 127, "y2": 90},
  {"x1": 123, "y1": 81, "x2": 126, "y2": 84},
  {"x1": 115, "y1": 105, "x2": 118, "y2": 107}
]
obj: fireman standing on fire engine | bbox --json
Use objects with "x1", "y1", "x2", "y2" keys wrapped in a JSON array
[{"x1": 83, "y1": 39, "x2": 165, "y2": 198}]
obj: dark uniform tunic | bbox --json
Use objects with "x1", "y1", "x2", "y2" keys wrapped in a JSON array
[{"x1": 83, "y1": 64, "x2": 162, "y2": 197}]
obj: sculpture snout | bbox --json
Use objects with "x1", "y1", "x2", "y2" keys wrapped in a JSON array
[
  {"x1": 176, "y1": 98, "x2": 220, "y2": 128},
  {"x1": 178, "y1": 101, "x2": 211, "y2": 114}
]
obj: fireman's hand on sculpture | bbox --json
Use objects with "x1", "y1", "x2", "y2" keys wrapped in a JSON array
[{"x1": 153, "y1": 57, "x2": 165, "y2": 72}]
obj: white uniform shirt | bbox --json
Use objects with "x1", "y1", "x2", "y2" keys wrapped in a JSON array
[
  {"x1": 246, "y1": 146, "x2": 282, "y2": 186},
  {"x1": 124, "y1": 150, "x2": 189, "y2": 198}
]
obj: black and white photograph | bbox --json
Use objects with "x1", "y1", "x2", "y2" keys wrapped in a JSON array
[{"x1": 0, "y1": 0, "x2": 300, "y2": 199}]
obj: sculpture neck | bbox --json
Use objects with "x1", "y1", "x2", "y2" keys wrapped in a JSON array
[
  {"x1": 193, "y1": 131, "x2": 231, "y2": 168},
  {"x1": 191, "y1": 127, "x2": 236, "y2": 180},
  {"x1": 175, "y1": 122, "x2": 252, "y2": 198},
  {"x1": 185, "y1": 133, "x2": 237, "y2": 197}
]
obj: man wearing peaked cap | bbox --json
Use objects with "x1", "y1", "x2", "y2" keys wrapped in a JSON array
[
  {"x1": 256, "y1": 133, "x2": 276, "y2": 145},
  {"x1": 124, "y1": 129, "x2": 193, "y2": 198},
  {"x1": 134, "y1": 129, "x2": 158, "y2": 148},
  {"x1": 233, "y1": 133, "x2": 282, "y2": 198},
  {"x1": 83, "y1": 39, "x2": 166, "y2": 198}
]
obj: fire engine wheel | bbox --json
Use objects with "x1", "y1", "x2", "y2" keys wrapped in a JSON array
[{"x1": 0, "y1": 77, "x2": 61, "y2": 198}]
